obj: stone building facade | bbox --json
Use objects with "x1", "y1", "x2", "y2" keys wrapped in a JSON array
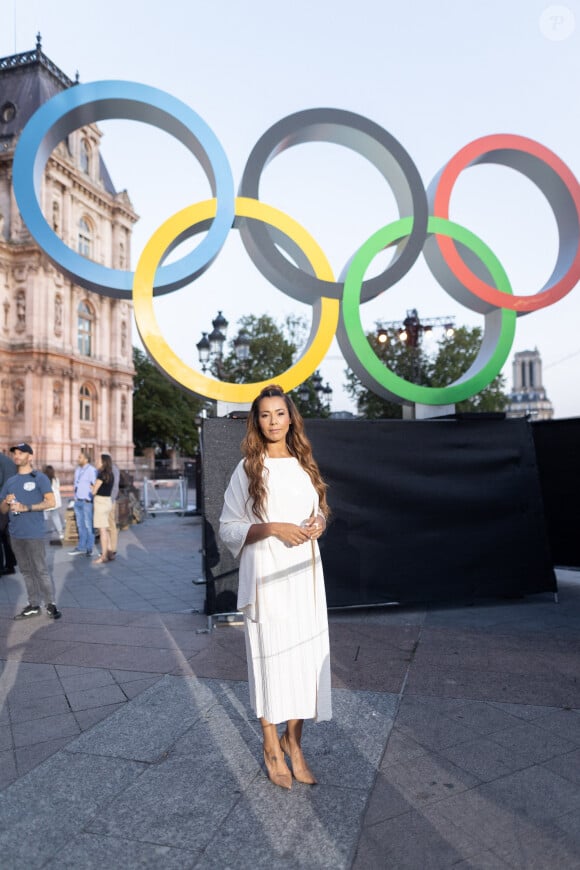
[
  {"x1": 507, "y1": 348, "x2": 554, "y2": 420},
  {"x1": 0, "y1": 37, "x2": 137, "y2": 476}
]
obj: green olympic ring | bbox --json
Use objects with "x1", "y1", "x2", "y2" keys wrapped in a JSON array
[{"x1": 339, "y1": 216, "x2": 517, "y2": 405}]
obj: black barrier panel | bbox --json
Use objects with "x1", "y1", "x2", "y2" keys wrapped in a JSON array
[
  {"x1": 532, "y1": 417, "x2": 580, "y2": 568},
  {"x1": 201, "y1": 417, "x2": 246, "y2": 615},
  {"x1": 201, "y1": 416, "x2": 556, "y2": 613}
]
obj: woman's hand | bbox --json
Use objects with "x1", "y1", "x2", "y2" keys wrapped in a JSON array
[
  {"x1": 300, "y1": 515, "x2": 326, "y2": 541},
  {"x1": 272, "y1": 522, "x2": 311, "y2": 547}
]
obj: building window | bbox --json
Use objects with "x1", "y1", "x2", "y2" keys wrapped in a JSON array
[
  {"x1": 52, "y1": 201, "x2": 60, "y2": 233},
  {"x1": 78, "y1": 217, "x2": 92, "y2": 257},
  {"x1": 77, "y1": 301, "x2": 94, "y2": 356},
  {"x1": 80, "y1": 139, "x2": 90, "y2": 174},
  {"x1": 79, "y1": 384, "x2": 93, "y2": 421},
  {"x1": 0, "y1": 101, "x2": 16, "y2": 123}
]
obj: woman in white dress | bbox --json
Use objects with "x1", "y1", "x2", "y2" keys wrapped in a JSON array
[{"x1": 220, "y1": 385, "x2": 331, "y2": 789}]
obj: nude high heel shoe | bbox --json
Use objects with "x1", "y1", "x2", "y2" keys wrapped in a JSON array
[
  {"x1": 280, "y1": 734, "x2": 317, "y2": 785},
  {"x1": 263, "y1": 748, "x2": 292, "y2": 790}
]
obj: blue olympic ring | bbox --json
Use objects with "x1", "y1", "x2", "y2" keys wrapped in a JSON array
[{"x1": 13, "y1": 80, "x2": 235, "y2": 299}]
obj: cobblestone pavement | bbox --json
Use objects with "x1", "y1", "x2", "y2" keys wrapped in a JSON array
[{"x1": 0, "y1": 514, "x2": 579, "y2": 868}]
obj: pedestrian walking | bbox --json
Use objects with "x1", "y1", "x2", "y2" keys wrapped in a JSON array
[
  {"x1": 220, "y1": 384, "x2": 331, "y2": 789},
  {"x1": 69, "y1": 450, "x2": 96, "y2": 557},
  {"x1": 0, "y1": 443, "x2": 61, "y2": 620}
]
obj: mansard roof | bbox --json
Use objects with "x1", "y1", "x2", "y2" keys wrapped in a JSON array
[{"x1": 0, "y1": 35, "x2": 117, "y2": 196}]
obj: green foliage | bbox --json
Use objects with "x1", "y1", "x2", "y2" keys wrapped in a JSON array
[
  {"x1": 429, "y1": 326, "x2": 508, "y2": 413},
  {"x1": 344, "y1": 328, "x2": 431, "y2": 419},
  {"x1": 218, "y1": 313, "x2": 330, "y2": 417},
  {"x1": 132, "y1": 347, "x2": 204, "y2": 456},
  {"x1": 345, "y1": 325, "x2": 509, "y2": 418},
  {"x1": 218, "y1": 314, "x2": 298, "y2": 384}
]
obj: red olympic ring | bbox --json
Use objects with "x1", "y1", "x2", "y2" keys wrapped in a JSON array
[{"x1": 430, "y1": 134, "x2": 580, "y2": 313}]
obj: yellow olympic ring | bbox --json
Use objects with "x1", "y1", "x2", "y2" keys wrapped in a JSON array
[{"x1": 133, "y1": 197, "x2": 339, "y2": 402}]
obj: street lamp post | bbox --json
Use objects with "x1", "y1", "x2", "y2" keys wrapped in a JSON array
[
  {"x1": 297, "y1": 370, "x2": 333, "y2": 416},
  {"x1": 196, "y1": 312, "x2": 252, "y2": 415},
  {"x1": 375, "y1": 308, "x2": 457, "y2": 419}
]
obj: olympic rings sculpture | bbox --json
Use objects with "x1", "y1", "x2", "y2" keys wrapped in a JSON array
[{"x1": 13, "y1": 81, "x2": 580, "y2": 406}]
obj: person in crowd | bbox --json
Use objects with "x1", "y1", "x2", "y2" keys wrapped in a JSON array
[
  {"x1": 103, "y1": 454, "x2": 120, "y2": 560},
  {"x1": 42, "y1": 465, "x2": 64, "y2": 543},
  {"x1": 0, "y1": 443, "x2": 61, "y2": 620},
  {"x1": 219, "y1": 385, "x2": 331, "y2": 789},
  {"x1": 0, "y1": 449, "x2": 17, "y2": 575},
  {"x1": 69, "y1": 450, "x2": 96, "y2": 557},
  {"x1": 91, "y1": 454, "x2": 114, "y2": 564}
]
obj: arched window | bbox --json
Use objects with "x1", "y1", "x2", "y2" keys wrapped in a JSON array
[
  {"x1": 77, "y1": 301, "x2": 94, "y2": 356},
  {"x1": 80, "y1": 139, "x2": 90, "y2": 174},
  {"x1": 78, "y1": 217, "x2": 92, "y2": 257},
  {"x1": 79, "y1": 384, "x2": 93, "y2": 421}
]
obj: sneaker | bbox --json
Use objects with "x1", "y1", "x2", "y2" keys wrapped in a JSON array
[
  {"x1": 14, "y1": 604, "x2": 41, "y2": 620},
  {"x1": 86, "y1": 550, "x2": 93, "y2": 557},
  {"x1": 68, "y1": 548, "x2": 84, "y2": 556},
  {"x1": 46, "y1": 603, "x2": 62, "y2": 620}
]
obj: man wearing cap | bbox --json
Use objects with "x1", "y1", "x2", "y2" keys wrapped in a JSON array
[
  {"x1": 0, "y1": 444, "x2": 62, "y2": 620},
  {"x1": 69, "y1": 450, "x2": 97, "y2": 557}
]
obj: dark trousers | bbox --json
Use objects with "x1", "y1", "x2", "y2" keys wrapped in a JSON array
[
  {"x1": 0, "y1": 514, "x2": 16, "y2": 573},
  {"x1": 10, "y1": 538, "x2": 56, "y2": 607}
]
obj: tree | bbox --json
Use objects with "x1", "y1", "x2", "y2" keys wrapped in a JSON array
[
  {"x1": 217, "y1": 314, "x2": 298, "y2": 385},
  {"x1": 217, "y1": 313, "x2": 329, "y2": 417},
  {"x1": 344, "y1": 327, "x2": 431, "y2": 419},
  {"x1": 429, "y1": 326, "x2": 509, "y2": 413},
  {"x1": 133, "y1": 347, "x2": 205, "y2": 456},
  {"x1": 345, "y1": 324, "x2": 509, "y2": 418}
]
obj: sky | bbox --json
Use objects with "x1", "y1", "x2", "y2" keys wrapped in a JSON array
[{"x1": 1, "y1": 0, "x2": 579, "y2": 416}]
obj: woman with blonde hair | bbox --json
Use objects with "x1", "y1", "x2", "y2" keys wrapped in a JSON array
[
  {"x1": 220, "y1": 384, "x2": 331, "y2": 789},
  {"x1": 91, "y1": 454, "x2": 114, "y2": 564}
]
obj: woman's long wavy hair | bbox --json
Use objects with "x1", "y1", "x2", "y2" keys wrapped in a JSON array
[
  {"x1": 99, "y1": 453, "x2": 113, "y2": 485},
  {"x1": 241, "y1": 384, "x2": 329, "y2": 521}
]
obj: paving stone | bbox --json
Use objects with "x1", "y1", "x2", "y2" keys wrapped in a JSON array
[
  {"x1": 117, "y1": 676, "x2": 161, "y2": 700},
  {"x1": 84, "y1": 753, "x2": 258, "y2": 854},
  {"x1": 3, "y1": 676, "x2": 64, "y2": 703},
  {"x1": 395, "y1": 696, "x2": 476, "y2": 750},
  {"x1": 380, "y1": 726, "x2": 429, "y2": 767},
  {"x1": 9, "y1": 692, "x2": 71, "y2": 724},
  {"x1": 66, "y1": 683, "x2": 127, "y2": 712},
  {"x1": 11, "y1": 712, "x2": 80, "y2": 749},
  {"x1": 43, "y1": 833, "x2": 197, "y2": 870},
  {"x1": 15, "y1": 736, "x2": 76, "y2": 775},
  {"x1": 379, "y1": 749, "x2": 481, "y2": 809},
  {"x1": 532, "y1": 708, "x2": 580, "y2": 745},
  {"x1": 0, "y1": 723, "x2": 12, "y2": 750},
  {"x1": 488, "y1": 721, "x2": 577, "y2": 764},
  {"x1": 58, "y1": 668, "x2": 116, "y2": 693},
  {"x1": 74, "y1": 703, "x2": 127, "y2": 731},
  {"x1": 354, "y1": 807, "x2": 485, "y2": 870},
  {"x1": 197, "y1": 781, "x2": 368, "y2": 870},
  {"x1": 0, "y1": 751, "x2": 147, "y2": 869},
  {"x1": 438, "y1": 735, "x2": 530, "y2": 781},
  {"x1": 0, "y1": 748, "x2": 17, "y2": 788},
  {"x1": 66, "y1": 675, "x2": 217, "y2": 761}
]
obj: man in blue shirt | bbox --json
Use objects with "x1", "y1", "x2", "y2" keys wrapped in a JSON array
[
  {"x1": 69, "y1": 450, "x2": 97, "y2": 557},
  {"x1": 0, "y1": 443, "x2": 62, "y2": 620}
]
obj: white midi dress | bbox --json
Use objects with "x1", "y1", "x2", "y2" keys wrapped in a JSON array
[{"x1": 219, "y1": 457, "x2": 332, "y2": 725}]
